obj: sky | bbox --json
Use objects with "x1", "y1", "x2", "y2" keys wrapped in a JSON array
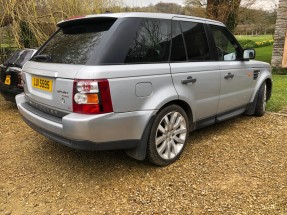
[{"x1": 122, "y1": 0, "x2": 278, "y2": 10}]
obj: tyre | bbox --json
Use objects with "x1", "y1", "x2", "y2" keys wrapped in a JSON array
[
  {"x1": 147, "y1": 105, "x2": 189, "y2": 166},
  {"x1": 254, "y1": 82, "x2": 267, "y2": 117}
]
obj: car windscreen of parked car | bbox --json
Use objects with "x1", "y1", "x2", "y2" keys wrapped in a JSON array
[
  {"x1": 14, "y1": 50, "x2": 36, "y2": 67},
  {"x1": 4, "y1": 50, "x2": 22, "y2": 66},
  {"x1": 32, "y1": 19, "x2": 116, "y2": 65}
]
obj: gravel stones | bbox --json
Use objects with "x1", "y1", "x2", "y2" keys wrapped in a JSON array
[{"x1": 0, "y1": 96, "x2": 287, "y2": 214}]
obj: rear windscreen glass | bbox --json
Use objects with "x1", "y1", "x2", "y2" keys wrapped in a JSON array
[{"x1": 32, "y1": 20, "x2": 116, "y2": 65}]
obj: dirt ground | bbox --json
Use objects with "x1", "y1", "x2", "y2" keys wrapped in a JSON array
[{"x1": 0, "y1": 95, "x2": 287, "y2": 215}]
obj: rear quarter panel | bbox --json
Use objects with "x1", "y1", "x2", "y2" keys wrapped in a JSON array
[{"x1": 85, "y1": 64, "x2": 178, "y2": 112}]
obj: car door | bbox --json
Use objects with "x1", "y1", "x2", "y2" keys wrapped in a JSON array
[
  {"x1": 209, "y1": 25, "x2": 253, "y2": 115},
  {"x1": 170, "y1": 18, "x2": 221, "y2": 124}
]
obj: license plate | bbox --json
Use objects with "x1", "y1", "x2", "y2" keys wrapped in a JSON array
[
  {"x1": 32, "y1": 76, "x2": 53, "y2": 92},
  {"x1": 4, "y1": 75, "x2": 11, "y2": 85}
]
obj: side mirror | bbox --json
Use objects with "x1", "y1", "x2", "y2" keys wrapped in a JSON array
[{"x1": 243, "y1": 49, "x2": 256, "y2": 60}]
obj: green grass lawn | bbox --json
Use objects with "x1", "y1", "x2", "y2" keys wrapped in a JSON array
[
  {"x1": 236, "y1": 35, "x2": 273, "y2": 64},
  {"x1": 266, "y1": 75, "x2": 287, "y2": 112},
  {"x1": 254, "y1": 45, "x2": 273, "y2": 64},
  {"x1": 236, "y1": 35, "x2": 273, "y2": 42}
]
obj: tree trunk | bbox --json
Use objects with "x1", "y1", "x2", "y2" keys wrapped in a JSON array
[{"x1": 206, "y1": 0, "x2": 241, "y2": 32}]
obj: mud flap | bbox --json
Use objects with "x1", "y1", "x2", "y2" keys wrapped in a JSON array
[
  {"x1": 125, "y1": 115, "x2": 155, "y2": 161},
  {"x1": 244, "y1": 90, "x2": 259, "y2": 115}
]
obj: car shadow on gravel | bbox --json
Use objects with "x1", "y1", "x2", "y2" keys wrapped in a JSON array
[{"x1": 33, "y1": 115, "x2": 248, "y2": 173}]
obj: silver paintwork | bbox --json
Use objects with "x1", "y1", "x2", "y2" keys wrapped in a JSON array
[
  {"x1": 59, "y1": 12, "x2": 224, "y2": 26},
  {"x1": 16, "y1": 93, "x2": 156, "y2": 142},
  {"x1": 16, "y1": 13, "x2": 272, "y2": 154}
]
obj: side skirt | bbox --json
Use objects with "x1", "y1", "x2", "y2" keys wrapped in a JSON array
[{"x1": 194, "y1": 105, "x2": 249, "y2": 130}]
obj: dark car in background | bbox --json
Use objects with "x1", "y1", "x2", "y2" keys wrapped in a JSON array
[{"x1": 0, "y1": 49, "x2": 37, "y2": 102}]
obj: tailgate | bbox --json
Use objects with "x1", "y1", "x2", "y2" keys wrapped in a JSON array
[{"x1": 23, "y1": 61, "x2": 87, "y2": 112}]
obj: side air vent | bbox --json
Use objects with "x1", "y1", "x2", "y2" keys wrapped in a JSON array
[{"x1": 253, "y1": 70, "x2": 260, "y2": 80}]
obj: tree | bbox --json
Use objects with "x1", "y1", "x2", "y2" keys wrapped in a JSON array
[
  {"x1": 0, "y1": 0, "x2": 123, "y2": 48},
  {"x1": 185, "y1": 0, "x2": 256, "y2": 32}
]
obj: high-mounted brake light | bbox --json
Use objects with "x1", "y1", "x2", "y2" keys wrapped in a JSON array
[{"x1": 73, "y1": 79, "x2": 113, "y2": 114}]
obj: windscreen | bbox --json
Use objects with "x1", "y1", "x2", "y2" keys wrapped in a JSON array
[
  {"x1": 4, "y1": 50, "x2": 22, "y2": 66},
  {"x1": 32, "y1": 19, "x2": 116, "y2": 65},
  {"x1": 14, "y1": 50, "x2": 36, "y2": 67}
]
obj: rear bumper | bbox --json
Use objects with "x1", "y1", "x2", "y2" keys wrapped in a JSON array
[
  {"x1": 16, "y1": 93, "x2": 156, "y2": 150},
  {"x1": 0, "y1": 83, "x2": 23, "y2": 102}
]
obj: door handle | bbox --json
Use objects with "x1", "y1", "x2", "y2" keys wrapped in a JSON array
[
  {"x1": 181, "y1": 76, "x2": 197, "y2": 84},
  {"x1": 224, "y1": 73, "x2": 234, "y2": 80}
]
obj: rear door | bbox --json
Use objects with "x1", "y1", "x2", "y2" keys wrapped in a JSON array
[
  {"x1": 170, "y1": 18, "x2": 221, "y2": 123},
  {"x1": 209, "y1": 25, "x2": 253, "y2": 114}
]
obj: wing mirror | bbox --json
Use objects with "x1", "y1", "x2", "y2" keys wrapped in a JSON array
[{"x1": 243, "y1": 49, "x2": 256, "y2": 60}]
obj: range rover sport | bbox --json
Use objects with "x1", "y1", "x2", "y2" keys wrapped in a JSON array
[{"x1": 16, "y1": 13, "x2": 272, "y2": 166}]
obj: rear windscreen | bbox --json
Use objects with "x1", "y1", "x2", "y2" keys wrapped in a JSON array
[{"x1": 32, "y1": 19, "x2": 116, "y2": 65}]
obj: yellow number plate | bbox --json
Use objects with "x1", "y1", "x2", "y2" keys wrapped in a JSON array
[
  {"x1": 5, "y1": 75, "x2": 11, "y2": 85},
  {"x1": 32, "y1": 76, "x2": 53, "y2": 92}
]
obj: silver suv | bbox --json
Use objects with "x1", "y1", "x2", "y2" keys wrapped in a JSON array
[{"x1": 16, "y1": 13, "x2": 272, "y2": 166}]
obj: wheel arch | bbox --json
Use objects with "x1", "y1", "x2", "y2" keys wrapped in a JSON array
[{"x1": 158, "y1": 99, "x2": 194, "y2": 131}]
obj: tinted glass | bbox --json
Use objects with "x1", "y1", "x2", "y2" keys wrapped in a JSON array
[
  {"x1": 210, "y1": 25, "x2": 242, "y2": 61},
  {"x1": 125, "y1": 19, "x2": 171, "y2": 63},
  {"x1": 170, "y1": 21, "x2": 187, "y2": 62},
  {"x1": 32, "y1": 20, "x2": 115, "y2": 65},
  {"x1": 14, "y1": 50, "x2": 35, "y2": 67},
  {"x1": 4, "y1": 50, "x2": 22, "y2": 66},
  {"x1": 181, "y1": 22, "x2": 210, "y2": 61}
]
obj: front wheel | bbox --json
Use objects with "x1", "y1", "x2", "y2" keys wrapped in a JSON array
[
  {"x1": 254, "y1": 82, "x2": 267, "y2": 116},
  {"x1": 147, "y1": 105, "x2": 189, "y2": 166}
]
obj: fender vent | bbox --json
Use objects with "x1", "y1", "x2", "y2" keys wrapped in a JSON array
[{"x1": 253, "y1": 70, "x2": 260, "y2": 80}]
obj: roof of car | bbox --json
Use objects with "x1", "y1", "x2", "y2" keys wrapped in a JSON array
[{"x1": 58, "y1": 12, "x2": 225, "y2": 27}]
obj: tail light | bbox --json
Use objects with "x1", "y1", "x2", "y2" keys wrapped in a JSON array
[
  {"x1": 73, "y1": 79, "x2": 113, "y2": 114},
  {"x1": 18, "y1": 72, "x2": 24, "y2": 88}
]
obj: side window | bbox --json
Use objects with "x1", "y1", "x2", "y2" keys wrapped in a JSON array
[
  {"x1": 181, "y1": 21, "x2": 210, "y2": 61},
  {"x1": 210, "y1": 25, "x2": 242, "y2": 61},
  {"x1": 170, "y1": 21, "x2": 187, "y2": 62},
  {"x1": 124, "y1": 19, "x2": 171, "y2": 64}
]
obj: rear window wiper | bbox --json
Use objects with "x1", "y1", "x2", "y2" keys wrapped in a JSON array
[{"x1": 33, "y1": 54, "x2": 52, "y2": 62}]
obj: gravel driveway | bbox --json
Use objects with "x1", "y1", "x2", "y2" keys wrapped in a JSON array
[{"x1": 0, "y1": 95, "x2": 287, "y2": 214}]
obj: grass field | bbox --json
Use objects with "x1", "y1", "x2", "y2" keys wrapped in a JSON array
[
  {"x1": 266, "y1": 75, "x2": 287, "y2": 112},
  {"x1": 236, "y1": 35, "x2": 273, "y2": 64},
  {"x1": 254, "y1": 45, "x2": 273, "y2": 64}
]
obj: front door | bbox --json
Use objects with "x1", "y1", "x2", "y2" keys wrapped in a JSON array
[{"x1": 209, "y1": 25, "x2": 253, "y2": 114}]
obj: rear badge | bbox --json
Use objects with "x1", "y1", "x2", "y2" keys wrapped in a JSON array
[{"x1": 61, "y1": 98, "x2": 66, "y2": 104}]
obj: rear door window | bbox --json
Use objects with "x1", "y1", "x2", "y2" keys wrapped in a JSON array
[
  {"x1": 170, "y1": 21, "x2": 187, "y2": 62},
  {"x1": 180, "y1": 21, "x2": 210, "y2": 61},
  {"x1": 32, "y1": 20, "x2": 116, "y2": 65},
  {"x1": 124, "y1": 19, "x2": 172, "y2": 64}
]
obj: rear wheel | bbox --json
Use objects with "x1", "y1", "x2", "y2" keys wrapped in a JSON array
[
  {"x1": 254, "y1": 82, "x2": 267, "y2": 116},
  {"x1": 147, "y1": 105, "x2": 189, "y2": 166}
]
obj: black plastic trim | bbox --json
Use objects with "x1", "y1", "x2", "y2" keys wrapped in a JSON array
[{"x1": 22, "y1": 102, "x2": 63, "y2": 124}]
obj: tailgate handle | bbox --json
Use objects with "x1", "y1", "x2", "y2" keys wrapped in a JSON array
[{"x1": 181, "y1": 76, "x2": 197, "y2": 84}]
